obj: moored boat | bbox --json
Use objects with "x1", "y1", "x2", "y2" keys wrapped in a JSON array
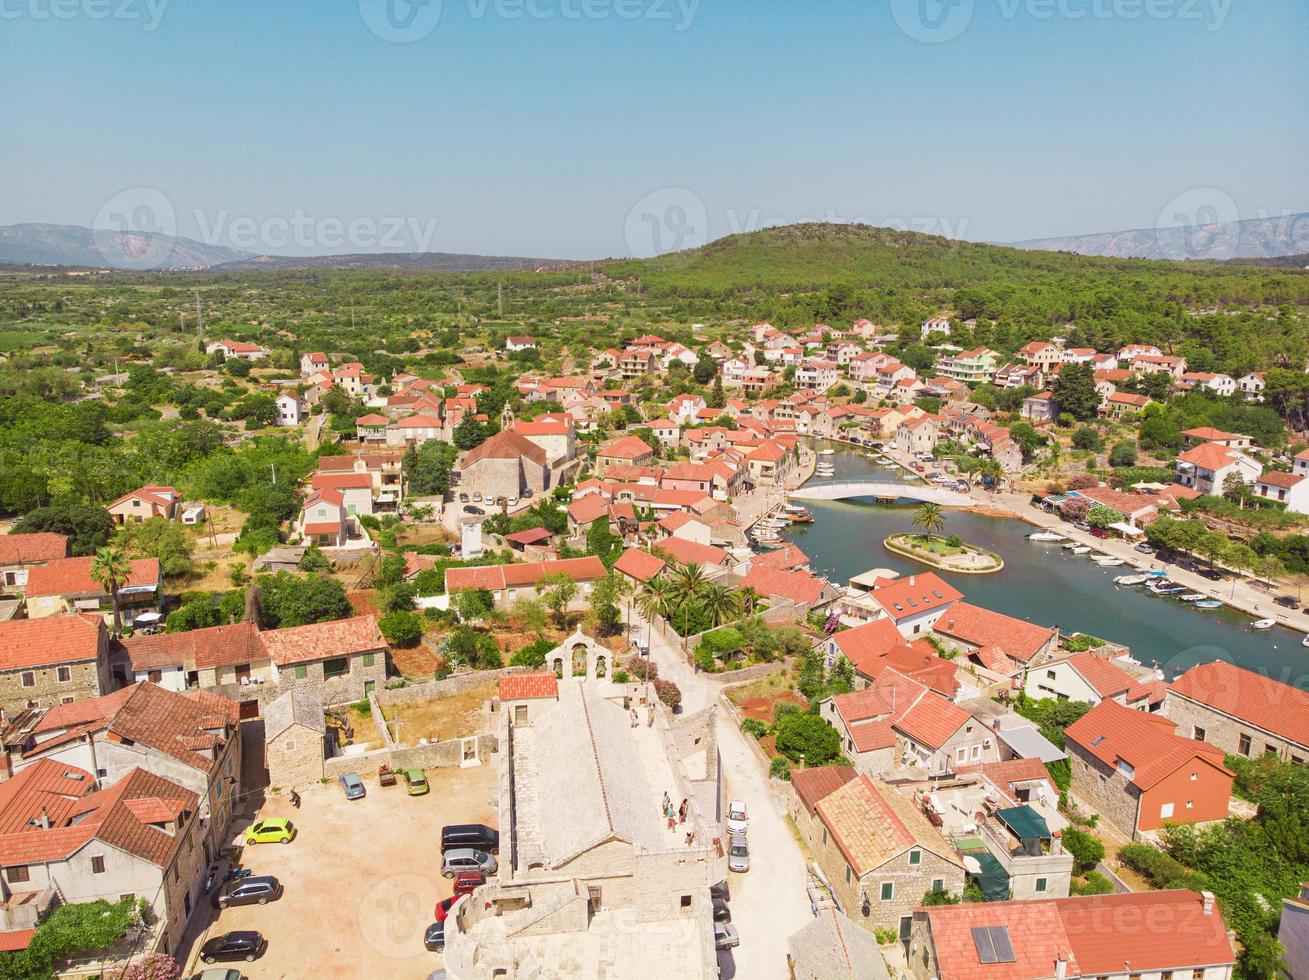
[
  {"x1": 1193, "y1": 599, "x2": 1224, "y2": 609},
  {"x1": 1027, "y1": 532, "x2": 1066, "y2": 543},
  {"x1": 1114, "y1": 574, "x2": 1150, "y2": 586},
  {"x1": 1150, "y1": 581, "x2": 1186, "y2": 595},
  {"x1": 1179, "y1": 593, "x2": 1207, "y2": 602},
  {"x1": 1068, "y1": 546, "x2": 1091, "y2": 555},
  {"x1": 1250, "y1": 618, "x2": 1276, "y2": 630},
  {"x1": 1092, "y1": 556, "x2": 1125, "y2": 566}
]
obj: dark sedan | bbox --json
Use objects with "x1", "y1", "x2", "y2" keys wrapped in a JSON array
[
  {"x1": 200, "y1": 932, "x2": 266, "y2": 964},
  {"x1": 217, "y1": 876, "x2": 281, "y2": 909},
  {"x1": 424, "y1": 921, "x2": 446, "y2": 952}
]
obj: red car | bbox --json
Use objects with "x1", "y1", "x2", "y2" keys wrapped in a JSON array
[
  {"x1": 435, "y1": 894, "x2": 464, "y2": 922},
  {"x1": 453, "y1": 871, "x2": 485, "y2": 896}
]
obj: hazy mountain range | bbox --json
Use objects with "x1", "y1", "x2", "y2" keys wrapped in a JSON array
[{"x1": 1011, "y1": 212, "x2": 1309, "y2": 261}]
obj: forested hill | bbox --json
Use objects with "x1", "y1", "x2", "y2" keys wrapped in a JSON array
[{"x1": 604, "y1": 223, "x2": 1309, "y2": 372}]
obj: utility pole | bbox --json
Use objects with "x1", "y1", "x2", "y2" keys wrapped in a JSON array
[
  {"x1": 194, "y1": 290, "x2": 205, "y2": 339},
  {"x1": 270, "y1": 463, "x2": 277, "y2": 485}
]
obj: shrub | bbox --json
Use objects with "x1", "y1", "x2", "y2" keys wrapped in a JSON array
[
  {"x1": 612, "y1": 669, "x2": 630, "y2": 684},
  {"x1": 699, "y1": 626, "x2": 746, "y2": 661},
  {"x1": 378, "y1": 610, "x2": 423, "y2": 648},
  {"x1": 1070, "y1": 870, "x2": 1114, "y2": 896},
  {"x1": 774, "y1": 712, "x2": 841, "y2": 765},
  {"x1": 769, "y1": 756, "x2": 791, "y2": 779},
  {"x1": 1109, "y1": 440, "x2": 1138, "y2": 467},
  {"x1": 509, "y1": 636, "x2": 553, "y2": 667},
  {"x1": 1118, "y1": 843, "x2": 1210, "y2": 892},
  {"x1": 652, "y1": 677, "x2": 681, "y2": 711},
  {"x1": 741, "y1": 717, "x2": 768, "y2": 737},
  {"x1": 620, "y1": 654, "x2": 657, "y2": 681},
  {"x1": 1061, "y1": 826, "x2": 1105, "y2": 873},
  {"x1": 773, "y1": 700, "x2": 803, "y2": 724},
  {"x1": 693, "y1": 647, "x2": 718, "y2": 673},
  {"x1": 1071, "y1": 427, "x2": 1102, "y2": 452},
  {"x1": 351, "y1": 698, "x2": 371, "y2": 716},
  {"x1": 874, "y1": 927, "x2": 899, "y2": 945}
]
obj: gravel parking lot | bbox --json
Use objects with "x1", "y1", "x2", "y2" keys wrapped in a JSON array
[{"x1": 182, "y1": 763, "x2": 498, "y2": 980}]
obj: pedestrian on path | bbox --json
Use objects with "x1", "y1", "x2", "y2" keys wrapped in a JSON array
[
  {"x1": 678, "y1": 799, "x2": 688, "y2": 824},
  {"x1": 630, "y1": 708, "x2": 638, "y2": 728},
  {"x1": 667, "y1": 810, "x2": 677, "y2": 831},
  {"x1": 662, "y1": 790, "x2": 670, "y2": 811}
]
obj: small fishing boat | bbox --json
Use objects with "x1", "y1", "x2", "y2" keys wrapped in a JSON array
[
  {"x1": 1301, "y1": 634, "x2": 1309, "y2": 647},
  {"x1": 1027, "y1": 532, "x2": 1066, "y2": 543},
  {"x1": 1146, "y1": 570, "x2": 1168, "y2": 578},
  {"x1": 1194, "y1": 599, "x2": 1224, "y2": 609},
  {"x1": 1114, "y1": 573, "x2": 1151, "y2": 586},
  {"x1": 1093, "y1": 556, "x2": 1126, "y2": 567},
  {"x1": 1179, "y1": 593, "x2": 1207, "y2": 602},
  {"x1": 783, "y1": 504, "x2": 813, "y2": 523},
  {"x1": 1250, "y1": 619, "x2": 1276, "y2": 630},
  {"x1": 1068, "y1": 546, "x2": 1091, "y2": 555},
  {"x1": 1062, "y1": 541, "x2": 1082, "y2": 550},
  {"x1": 818, "y1": 448, "x2": 835, "y2": 457}
]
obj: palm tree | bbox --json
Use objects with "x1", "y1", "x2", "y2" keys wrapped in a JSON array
[
  {"x1": 90, "y1": 546, "x2": 130, "y2": 635},
  {"x1": 635, "y1": 578, "x2": 675, "y2": 622},
  {"x1": 739, "y1": 585, "x2": 761, "y2": 617},
  {"x1": 699, "y1": 584, "x2": 741, "y2": 628},
  {"x1": 670, "y1": 562, "x2": 709, "y2": 603},
  {"x1": 912, "y1": 502, "x2": 946, "y2": 543}
]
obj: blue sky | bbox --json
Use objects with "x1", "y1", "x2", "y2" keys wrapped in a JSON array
[{"x1": 1, "y1": 0, "x2": 1305, "y2": 258}]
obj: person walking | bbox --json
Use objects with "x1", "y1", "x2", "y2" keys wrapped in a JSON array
[{"x1": 678, "y1": 799, "x2": 688, "y2": 824}]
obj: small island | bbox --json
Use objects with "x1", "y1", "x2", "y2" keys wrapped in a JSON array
[{"x1": 883, "y1": 503, "x2": 1004, "y2": 574}]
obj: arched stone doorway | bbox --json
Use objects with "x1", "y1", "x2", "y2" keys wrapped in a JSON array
[
  {"x1": 552, "y1": 657, "x2": 564, "y2": 679},
  {"x1": 594, "y1": 654, "x2": 607, "y2": 679},
  {"x1": 571, "y1": 642, "x2": 588, "y2": 676}
]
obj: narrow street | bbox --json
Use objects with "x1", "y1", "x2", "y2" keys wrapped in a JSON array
[{"x1": 633, "y1": 611, "x2": 813, "y2": 980}]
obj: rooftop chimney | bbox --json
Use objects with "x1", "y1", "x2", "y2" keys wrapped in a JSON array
[
  {"x1": 1055, "y1": 956, "x2": 1067, "y2": 980},
  {"x1": 1202, "y1": 891, "x2": 1216, "y2": 915},
  {"x1": 909, "y1": 575, "x2": 916, "y2": 586}
]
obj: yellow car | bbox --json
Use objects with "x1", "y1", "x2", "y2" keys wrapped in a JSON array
[
  {"x1": 403, "y1": 769, "x2": 429, "y2": 796},
  {"x1": 244, "y1": 818, "x2": 296, "y2": 845}
]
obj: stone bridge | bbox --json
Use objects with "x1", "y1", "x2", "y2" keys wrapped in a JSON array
[{"x1": 789, "y1": 481, "x2": 973, "y2": 507}]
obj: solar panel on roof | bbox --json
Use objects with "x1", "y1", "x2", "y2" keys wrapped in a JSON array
[
  {"x1": 1091, "y1": 735, "x2": 1107, "y2": 746},
  {"x1": 932, "y1": 590, "x2": 943, "y2": 598},
  {"x1": 971, "y1": 926, "x2": 1016, "y2": 964}
]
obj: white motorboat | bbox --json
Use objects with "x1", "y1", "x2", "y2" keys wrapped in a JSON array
[
  {"x1": 1250, "y1": 619, "x2": 1276, "y2": 630},
  {"x1": 1179, "y1": 593, "x2": 1207, "y2": 602},
  {"x1": 1027, "y1": 532, "x2": 1066, "y2": 543},
  {"x1": 1068, "y1": 546, "x2": 1091, "y2": 555},
  {"x1": 1093, "y1": 557, "x2": 1126, "y2": 567},
  {"x1": 1114, "y1": 574, "x2": 1150, "y2": 586},
  {"x1": 818, "y1": 448, "x2": 835, "y2": 456},
  {"x1": 1062, "y1": 542, "x2": 1081, "y2": 550},
  {"x1": 1302, "y1": 634, "x2": 1309, "y2": 647},
  {"x1": 1193, "y1": 599, "x2": 1224, "y2": 609}
]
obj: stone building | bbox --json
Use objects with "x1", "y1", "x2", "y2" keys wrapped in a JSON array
[
  {"x1": 1064, "y1": 699, "x2": 1233, "y2": 840},
  {"x1": 459, "y1": 430, "x2": 548, "y2": 503},
  {"x1": 787, "y1": 907, "x2": 891, "y2": 980},
  {"x1": 264, "y1": 689, "x2": 327, "y2": 790},
  {"x1": 4, "y1": 682, "x2": 241, "y2": 856},
  {"x1": 812, "y1": 773, "x2": 965, "y2": 941},
  {"x1": 116, "y1": 621, "x2": 272, "y2": 717},
  {"x1": 1164, "y1": 659, "x2": 1309, "y2": 764},
  {"x1": 0, "y1": 615, "x2": 113, "y2": 718},
  {"x1": 260, "y1": 615, "x2": 388, "y2": 705},
  {"x1": 0, "y1": 533, "x2": 68, "y2": 595},
  {"x1": 442, "y1": 630, "x2": 725, "y2": 980},
  {"x1": 787, "y1": 765, "x2": 857, "y2": 850}
]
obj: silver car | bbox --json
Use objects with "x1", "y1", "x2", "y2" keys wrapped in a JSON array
[
  {"x1": 338, "y1": 773, "x2": 365, "y2": 800},
  {"x1": 441, "y1": 848, "x2": 497, "y2": 879},
  {"x1": 714, "y1": 921, "x2": 740, "y2": 949},
  {"x1": 727, "y1": 835, "x2": 749, "y2": 873}
]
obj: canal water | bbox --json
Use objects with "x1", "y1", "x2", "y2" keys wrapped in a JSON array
[{"x1": 784, "y1": 443, "x2": 1309, "y2": 685}]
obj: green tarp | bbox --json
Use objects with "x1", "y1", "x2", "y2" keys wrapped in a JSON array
[{"x1": 995, "y1": 804, "x2": 1050, "y2": 841}]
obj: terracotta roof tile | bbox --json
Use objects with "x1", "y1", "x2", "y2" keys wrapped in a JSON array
[
  {"x1": 1169, "y1": 659, "x2": 1309, "y2": 748},
  {"x1": 614, "y1": 548, "x2": 667, "y2": 583},
  {"x1": 815, "y1": 774, "x2": 960, "y2": 876},
  {"x1": 789, "y1": 765, "x2": 857, "y2": 814},
  {"x1": 259, "y1": 615, "x2": 384, "y2": 668},
  {"x1": 25, "y1": 557, "x2": 159, "y2": 599},
  {"x1": 0, "y1": 534, "x2": 68, "y2": 566},
  {"x1": 120, "y1": 621, "x2": 264, "y2": 671},
  {"x1": 868, "y1": 573, "x2": 962, "y2": 623},
  {"x1": 1065, "y1": 699, "x2": 1230, "y2": 790},
  {"x1": 498, "y1": 672, "x2": 558, "y2": 702},
  {"x1": 0, "y1": 615, "x2": 104, "y2": 671}
]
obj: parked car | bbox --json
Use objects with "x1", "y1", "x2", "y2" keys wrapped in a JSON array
[
  {"x1": 710, "y1": 880, "x2": 730, "y2": 903},
  {"x1": 338, "y1": 773, "x2": 366, "y2": 800},
  {"x1": 1275, "y1": 595, "x2": 1299, "y2": 608},
  {"x1": 200, "y1": 932, "x2": 266, "y2": 964},
  {"x1": 1200, "y1": 569, "x2": 1224, "y2": 581},
  {"x1": 1135, "y1": 543, "x2": 1154, "y2": 554},
  {"x1": 243, "y1": 818, "x2": 295, "y2": 845},
  {"x1": 507, "y1": 496, "x2": 518, "y2": 506},
  {"x1": 435, "y1": 895, "x2": 463, "y2": 922},
  {"x1": 472, "y1": 492, "x2": 482, "y2": 502},
  {"x1": 1089, "y1": 528, "x2": 1109, "y2": 539},
  {"x1": 712, "y1": 896, "x2": 731, "y2": 923},
  {"x1": 404, "y1": 769, "x2": 430, "y2": 796},
  {"x1": 191, "y1": 971, "x2": 242, "y2": 980},
  {"x1": 459, "y1": 493, "x2": 469, "y2": 503},
  {"x1": 218, "y1": 876, "x2": 282, "y2": 909},
  {"x1": 424, "y1": 922, "x2": 446, "y2": 953},
  {"x1": 452, "y1": 870, "x2": 485, "y2": 896},
  {"x1": 441, "y1": 824, "x2": 500, "y2": 855},
  {"x1": 442, "y1": 848, "x2": 497, "y2": 879},
  {"x1": 726, "y1": 800, "x2": 748, "y2": 836},
  {"x1": 466, "y1": 505, "x2": 485, "y2": 515},
  {"x1": 713, "y1": 921, "x2": 740, "y2": 950},
  {"x1": 728, "y1": 835, "x2": 749, "y2": 873}
]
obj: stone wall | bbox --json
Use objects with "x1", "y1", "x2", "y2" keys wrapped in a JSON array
[
  {"x1": 0, "y1": 657, "x2": 108, "y2": 717},
  {"x1": 1067, "y1": 741, "x2": 1142, "y2": 838},
  {"x1": 266, "y1": 723, "x2": 327, "y2": 791},
  {"x1": 1163, "y1": 692, "x2": 1308, "y2": 763}
]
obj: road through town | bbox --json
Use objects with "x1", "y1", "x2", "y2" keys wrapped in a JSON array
[{"x1": 633, "y1": 611, "x2": 813, "y2": 980}]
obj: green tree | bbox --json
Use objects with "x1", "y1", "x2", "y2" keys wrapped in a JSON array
[
  {"x1": 379, "y1": 610, "x2": 423, "y2": 647},
  {"x1": 698, "y1": 583, "x2": 741, "y2": 628},
  {"x1": 912, "y1": 501, "x2": 946, "y2": 542},
  {"x1": 774, "y1": 712, "x2": 842, "y2": 766},
  {"x1": 1108, "y1": 440, "x2": 1138, "y2": 467},
  {"x1": 539, "y1": 572, "x2": 578, "y2": 627},
  {"x1": 12, "y1": 504, "x2": 113, "y2": 555},
  {"x1": 1051, "y1": 363, "x2": 1100, "y2": 420},
  {"x1": 454, "y1": 587, "x2": 495, "y2": 622},
  {"x1": 255, "y1": 572, "x2": 350, "y2": 628},
  {"x1": 90, "y1": 546, "x2": 130, "y2": 634},
  {"x1": 453, "y1": 416, "x2": 487, "y2": 450},
  {"x1": 1071, "y1": 426, "x2": 1102, "y2": 451},
  {"x1": 1222, "y1": 471, "x2": 1248, "y2": 506}
]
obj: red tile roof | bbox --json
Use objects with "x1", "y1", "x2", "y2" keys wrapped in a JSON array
[
  {"x1": 0, "y1": 615, "x2": 104, "y2": 671},
  {"x1": 0, "y1": 930, "x2": 33, "y2": 951},
  {"x1": 24, "y1": 557, "x2": 160, "y2": 599},
  {"x1": 749, "y1": 544, "x2": 808, "y2": 572},
  {"x1": 1062, "y1": 651, "x2": 1136, "y2": 698},
  {"x1": 259, "y1": 615, "x2": 384, "y2": 667},
  {"x1": 923, "y1": 890, "x2": 1235, "y2": 979},
  {"x1": 1065, "y1": 699, "x2": 1230, "y2": 790},
  {"x1": 462, "y1": 430, "x2": 547, "y2": 467},
  {"x1": 651, "y1": 536, "x2": 727, "y2": 568},
  {"x1": 498, "y1": 672, "x2": 558, "y2": 702},
  {"x1": 120, "y1": 621, "x2": 264, "y2": 672},
  {"x1": 1176, "y1": 442, "x2": 1237, "y2": 470},
  {"x1": 445, "y1": 557, "x2": 607, "y2": 593},
  {"x1": 597, "y1": 435, "x2": 654, "y2": 461},
  {"x1": 614, "y1": 548, "x2": 667, "y2": 583},
  {"x1": 503, "y1": 527, "x2": 553, "y2": 546},
  {"x1": 1258, "y1": 470, "x2": 1303, "y2": 489},
  {"x1": 815, "y1": 774, "x2": 959, "y2": 876},
  {"x1": 0, "y1": 533, "x2": 68, "y2": 566},
  {"x1": 739, "y1": 566, "x2": 828, "y2": 608},
  {"x1": 789, "y1": 765, "x2": 857, "y2": 814},
  {"x1": 311, "y1": 472, "x2": 374, "y2": 490},
  {"x1": 932, "y1": 602, "x2": 1055, "y2": 663},
  {"x1": 868, "y1": 573, "x2": 962, "y2": 623},
  {"x1": 1169, "y1": 659, "x2": 1309, "y2": 748},
  {"x1": 895, "y1": 688, "x2": 971, "y2": 749},
  {"x1": 567, "y1": 495, "x2": 610, "y2": 526}
]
